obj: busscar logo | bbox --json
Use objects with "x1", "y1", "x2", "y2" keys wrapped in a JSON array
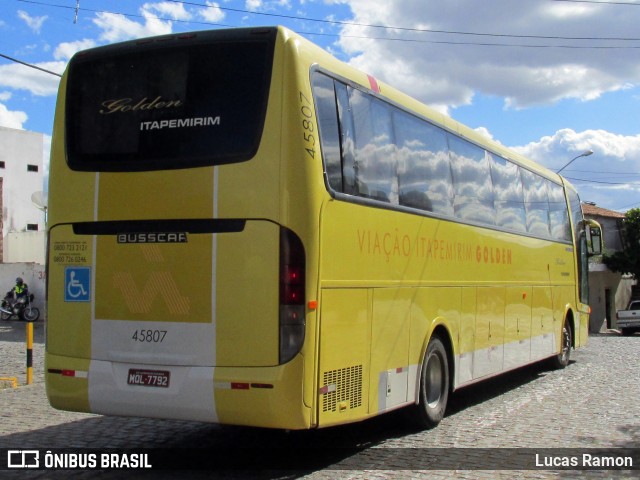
[
  {"x1": 8, "y1": 450, "x2": 39, "y2": 468},
  {"x1": 117, "y1": 232, "x2": 188, "y2": 244}
]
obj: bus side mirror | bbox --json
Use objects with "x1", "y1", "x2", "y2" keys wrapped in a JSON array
[{"x1": 584, "y1": 220, "x2": 603, "y2": 256}]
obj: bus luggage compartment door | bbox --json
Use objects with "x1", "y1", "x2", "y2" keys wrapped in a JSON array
[{"x1": 48, "y1": 220, "x2": 281, "y2": 368}]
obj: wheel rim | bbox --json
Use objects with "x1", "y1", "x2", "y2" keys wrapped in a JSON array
[{"x1": 425, "y1": 352, "x2": 443, "y2": 408}]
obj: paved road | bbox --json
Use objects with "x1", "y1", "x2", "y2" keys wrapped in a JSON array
[{"x1": 1, "y1": 319, "x2": 639, "y2": 479}]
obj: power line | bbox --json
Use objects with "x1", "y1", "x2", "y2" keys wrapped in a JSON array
[
  {"x1": 616, "y1": 201, "x2": 640, "y2": 210},
  {"x1": 168, "y1": 0, "x2": 640, "y2": 41},
  {"x1": 0, "y1": 53, "x2": 62, "y2": 77},
  {"x1": 17, "y1": 0, "x2": 233, "y2": 29},
  {"x1": 17, "y1": 0, "x2": 640, "y2": 49},
  {"x1": 565, "y1": 176, "x2": 640, "y2": 185},
  {"x1": 568, "y1": 169, "x2": 640, "y2": 175}
]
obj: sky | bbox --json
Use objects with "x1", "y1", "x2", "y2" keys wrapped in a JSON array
[{"x1": 1, "y1": 0, "x2": 639, "y2": 212}]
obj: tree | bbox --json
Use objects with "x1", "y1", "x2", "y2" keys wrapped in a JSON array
[{"x1": 603, "y1": 208, "x2": 640, "y2": 279}]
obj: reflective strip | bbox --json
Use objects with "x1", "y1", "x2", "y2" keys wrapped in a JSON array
[
  {"x1": 48, "y1": 369, "x2": 88, "y2": 378},
  {"x1": 318, "y1": 384, "x2": 337, "y2": 395}
]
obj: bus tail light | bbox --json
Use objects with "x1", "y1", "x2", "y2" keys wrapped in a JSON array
[{"x1": 279, "y1": 227, "x2": 306, "y2": 364}]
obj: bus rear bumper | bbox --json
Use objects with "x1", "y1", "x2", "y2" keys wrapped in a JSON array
[{"x1": 45, "y1": 353, "x2": 311, "y2": 429}]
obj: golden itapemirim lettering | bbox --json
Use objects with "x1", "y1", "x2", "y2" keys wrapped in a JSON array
[
  {"x1": 357, "y1": 228, "x2": 512, "y2": 264},
  {"x1": 99, "y1": 96, "x2": 183, "y2": 115}
]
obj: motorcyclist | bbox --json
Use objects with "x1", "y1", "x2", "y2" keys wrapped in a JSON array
[
  {"x1": 1, "y1": 277, "x2": 39, "y2": 321},
  {"x1": 12, "y1": 277, "x2": 29, "y2": 299}
]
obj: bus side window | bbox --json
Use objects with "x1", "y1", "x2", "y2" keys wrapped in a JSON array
[
  {"x1": 335, "y1": 83, "x2": 357, "y2": 196},
  {"x1": 489, "y1": 153, "x2": 526, "y2": 233},
  {"x1": 521, "y1": 168, "x2": 551, "y2": 238},
  {"x1": 348, "y1": 87, "x2": 397, "y2": 204},
  {"x1": 312, "y1": 73, "x2": 342, "y2": 192},
  {"x1": 394, "y1": 111, "x2": 452, "y2": 215},
  {"x1": 448, "y1": 135, "x2": 496, "y2": 225},
  {"x1": 548, "y1": 181, "x2": 572, "y2": 242}
]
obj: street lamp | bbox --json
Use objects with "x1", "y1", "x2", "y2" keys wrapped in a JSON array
[{"x1": 556, "y1": 149, "x2": 593, "y2": 174}]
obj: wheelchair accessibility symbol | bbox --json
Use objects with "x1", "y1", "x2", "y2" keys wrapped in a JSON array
[{"x1": 64, "y1": 267, "x2": 91, "y2": 302}]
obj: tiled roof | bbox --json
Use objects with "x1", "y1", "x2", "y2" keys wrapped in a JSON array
[{"x1": 582, "y1": 203, "x2": 625, "y2": 219}]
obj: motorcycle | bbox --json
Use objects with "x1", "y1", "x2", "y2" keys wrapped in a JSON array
[{"x1": 0, "y1": 293, "x2": 40, "y2": 322}]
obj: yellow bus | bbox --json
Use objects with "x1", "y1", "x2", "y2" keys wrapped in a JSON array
[{"x1": 46, "y1": 26, "x2": 596, "y2": 430}]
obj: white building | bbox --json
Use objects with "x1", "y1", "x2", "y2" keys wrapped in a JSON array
[{"x1": 0, "y1": 126, "x2": 47, "y2": 264}]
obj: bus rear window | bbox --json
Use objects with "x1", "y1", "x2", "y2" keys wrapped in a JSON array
[{"x1": 65, "y1": 30, "x2": 276, "y2": 171}]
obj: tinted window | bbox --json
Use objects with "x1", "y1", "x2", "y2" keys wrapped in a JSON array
[
  {"x1": 349, "y1": 88, "x2": 398, "y2": 203},
  {"x1": 312, "y1": 73, "x2": 342, "y2": 191},
  {"x1": 335, "y1": 83, "x2": 357, "y2": 195},
  {"x1": 311, "y1": 71, "x2": 572, "y2": 244},
  {"x1": 568, "y1": 187, "x2": 584, "y2": 241},
  {"x1": 395, "y1": 111, "x2": 453, "y2": 215},
  {"x1": 449, "y1": 136, "x2": 495, "y2": 225},
  {"x1": 66, "y1": 31, "x2": 276, "y2": 171},
  {"x1": 489, "y1": 154, "x2": 526, "y2": 232},
  {"x1": 568, "y1": 188, "x2": 588, "y2": 303},
  {"x1": 548, "y1": 182, "x2": 571, "y2": 241}
]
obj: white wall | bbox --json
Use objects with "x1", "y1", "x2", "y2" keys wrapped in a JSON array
[
  {"x1": 0, "y1": 126, "x2": 46, "y2": 237},
  {"x1": 4, "y1": 231, "x2": 46, "y2": 264}
]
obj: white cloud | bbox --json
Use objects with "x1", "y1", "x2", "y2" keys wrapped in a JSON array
[
  {"x1": 246, "y1": 0, "x2": 263, "y2": 11},
  {"x1": 199, "y1": 2, "x2": 226, "y2": 23},
  {"x1": 143, "y1": 1, "x2": 192, "y2": 21},
  {"x1": 0, "y1": 102, "x2": 28, "y2": 130},
  {"x1": 335, "y1": 0, "x2": 640, "y2": 110},
  {"x1": 93, "y1": 6, "x2": 173, "y2": 43},
  {"x1": 0, "y1": 62, "x2": 63, "y2": 96},
  {"x1": 54, "y1": 39, "x2": 97, "y2": 61},
  {"x1": 17, "y1": 10, "x2": 47, "y2": 34},
  {"x1": 474, "y1": 127, "x2": 501, "y2": 144},
  {"x1": 513, "y1": 129, "x2": 640, "y2": 210},
  {"x1": 514, "y1": 129, "x2": 640, "y2": 168},
  {"x1": 244, "y1": 0, "x2": 290, "y2": 12}
]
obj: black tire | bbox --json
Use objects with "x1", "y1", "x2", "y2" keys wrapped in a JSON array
[
  {"x1": 1, "y1": 310, "x2": 11, "y2": 321},
  {"x1": 21, "y1": 307, "x2": 40, "y2": 322},
  {"x1": 413, "y1": 336, "x2": 449, "y2": 429},
  {"x1": 621, "y1": 328, "x2": 634, "y2": 337},
  {"x1": 551, "y1": 319, "x2": 572, "y2": 369}
]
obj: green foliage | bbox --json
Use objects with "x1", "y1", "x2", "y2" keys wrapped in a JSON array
[{"x1": 603, "y1": 208, "x2": 640, "y2": 279}]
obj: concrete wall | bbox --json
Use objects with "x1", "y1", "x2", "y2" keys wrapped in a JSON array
[
  {"x1": 0, "y1": 126, "x2": 46, "y2": 237},
  {"x1": 0, "y1": 263, "x2": 46, "y2": 318},
  {"x1": 4, "y1": 231, "x2": 46, "y2": 264}
]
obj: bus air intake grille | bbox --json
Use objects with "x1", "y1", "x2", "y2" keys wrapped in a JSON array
[{"x1": 321, "y1": 365, "x2": 363, "y2": 412}]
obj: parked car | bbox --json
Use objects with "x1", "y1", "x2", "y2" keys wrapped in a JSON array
[{"x1": 616, "y1": 300, "x2": 640, "y2": 336}]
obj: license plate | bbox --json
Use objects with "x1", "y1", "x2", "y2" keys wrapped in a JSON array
[{"x1": 127, "y1": 369, "x2": 170, "y2": 388}]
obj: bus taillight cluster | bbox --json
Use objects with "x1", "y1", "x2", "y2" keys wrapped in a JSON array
[{"x1": 279, "y1": 227, "x2": 306, "y2": 364}]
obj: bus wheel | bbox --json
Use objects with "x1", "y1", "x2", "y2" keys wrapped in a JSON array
[
  {"x1": 551, "y1": 319, "x2": 572, "y2": 369},
  {"x1": 414, "y1": 336, "x2": 449, "y2": 429}
]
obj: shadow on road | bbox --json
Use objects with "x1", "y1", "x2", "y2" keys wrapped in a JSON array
[
  {"x1": 0, "y1": 359, "x2": 561, "y2": 479},
  {"x1": 0, "y1": 320, "x2": 45, "y2": 343}
]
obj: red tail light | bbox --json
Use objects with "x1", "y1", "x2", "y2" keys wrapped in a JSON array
[{"x1": 279, "y1": 227, "x2": 306, "y2": 364}]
